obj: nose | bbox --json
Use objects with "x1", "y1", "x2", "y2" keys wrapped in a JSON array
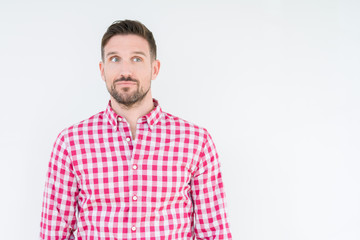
[{"x1": 118, "y1": 60, "x2": 133, "y2": 78}]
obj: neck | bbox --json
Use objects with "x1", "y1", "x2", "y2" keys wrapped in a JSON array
[{"x1": 110, "y1": 92, "x2": 154, "y2": 139}]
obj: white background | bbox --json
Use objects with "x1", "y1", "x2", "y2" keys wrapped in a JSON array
[{"x1": 0, "y1": 0, "x2": 359, "y2": 239}]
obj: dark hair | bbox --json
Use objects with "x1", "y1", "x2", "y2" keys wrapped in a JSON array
[{"x1": 101, "y1": 20, "x2": 157, "y2": 61}]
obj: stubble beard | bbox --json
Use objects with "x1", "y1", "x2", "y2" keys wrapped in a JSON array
[{"x1": 108, "y1": 77, "x2": 151, "y2": 108}]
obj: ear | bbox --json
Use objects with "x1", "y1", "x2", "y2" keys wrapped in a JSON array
[
  {"x1": 151, "y1": 59, "x2": 161, "y2": 80},
  {"x1": 99, "y1": 61, "x2": 105, "y2": 81}
]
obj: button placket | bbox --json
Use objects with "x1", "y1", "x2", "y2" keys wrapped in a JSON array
[{"x1": 129, "y1": 122, "x2": 144, "y2": 234}]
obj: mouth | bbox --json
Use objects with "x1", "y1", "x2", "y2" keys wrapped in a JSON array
[{"x1": 115, "y1": 80, "x2": 137, "y2": 85}]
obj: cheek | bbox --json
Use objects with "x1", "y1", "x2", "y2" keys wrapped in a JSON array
[{"x1": 103, "y1": 66, "x2": 117, "y2": 79}]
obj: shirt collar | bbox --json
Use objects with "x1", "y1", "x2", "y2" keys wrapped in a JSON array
[{"x1": 104, "y1": 99, "x2": 163, "y2": 130}]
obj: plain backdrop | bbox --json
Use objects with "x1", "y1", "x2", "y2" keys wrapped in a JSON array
[{"x1": 0, "y1": 0, "x2": 359, "y2": 239}]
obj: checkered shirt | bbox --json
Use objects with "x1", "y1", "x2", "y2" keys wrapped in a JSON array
[{"x1": 40, "y1": 99, "x2": 232, "y2": 240}]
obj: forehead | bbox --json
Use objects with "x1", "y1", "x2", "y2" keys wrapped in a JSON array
[{"x1": 104, "y1": 34, "x2": 150, "y2": 55}]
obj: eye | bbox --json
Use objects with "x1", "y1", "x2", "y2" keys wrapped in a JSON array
[
  {"x1": 110, "y1": 56, "x2": 120, "y2": 62},
  {"x1": 132, "y1": 57, "x2": 142, "y2": 62}
]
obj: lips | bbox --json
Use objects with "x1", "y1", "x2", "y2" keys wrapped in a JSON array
[{"x1": 115, "y1": 80, "x2": 137, "y2": 85}]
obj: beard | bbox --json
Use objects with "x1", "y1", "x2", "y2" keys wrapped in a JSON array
[{"x1": 107, "y1": 76, "x2": 150, "y2": 108}]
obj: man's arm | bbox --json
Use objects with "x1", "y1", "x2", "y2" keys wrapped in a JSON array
[
  {"x1": 191, "y1": 130, "x2": 232, "y2": 239},
  {"x1": 40, "y1": 132, "x2": 79, "y2": 240}
]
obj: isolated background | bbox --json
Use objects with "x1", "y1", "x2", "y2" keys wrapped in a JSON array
[{"x1": 0, "y1": 0, "x2": 359, "y2": 239}]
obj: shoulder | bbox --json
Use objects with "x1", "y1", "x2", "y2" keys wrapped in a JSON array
[
  {"x1": 160, "y1": 111, "x2": 212, "y2": 141},
  {"x1": 55, "y1": 110, "x2": 106, "y2": 142}
]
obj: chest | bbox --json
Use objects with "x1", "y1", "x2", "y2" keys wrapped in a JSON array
[{"x1": 69, "y1": 130, "x2": 202, "y2": 203}]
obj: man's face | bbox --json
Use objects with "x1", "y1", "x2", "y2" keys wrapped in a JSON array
[{"x1": 100, "y1": 34, "x2": 160, "y2": 108}]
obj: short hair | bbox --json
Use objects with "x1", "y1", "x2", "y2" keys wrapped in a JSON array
[{"x1": 101, "y1": 20, "x2": 157, "y2": 61}]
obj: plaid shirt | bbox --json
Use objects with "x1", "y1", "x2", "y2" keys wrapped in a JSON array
[{"x1": 40, "y1": 99, "x2": 232, "y2": 240}]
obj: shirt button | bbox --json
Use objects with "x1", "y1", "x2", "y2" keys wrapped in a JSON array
[
  {"x1": 118, "y1": 117, "x2": 122, "y2": 122},
  {"x1": 132, "y1": 165, "x2": 138, "y2": 170},
  {"x1": 132, "y1": 195, "x2": 138, "y2": 201},
  {"x1": 131, "y1": 226, "x2": 136, "y2": 231},
  {"x1": 126, "y1": 137, "x2": 131, "y2": 142}
]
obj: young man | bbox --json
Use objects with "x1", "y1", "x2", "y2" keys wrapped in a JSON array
[{"x1": 40, "y1": 20, "x2": 232, "y2": 240}]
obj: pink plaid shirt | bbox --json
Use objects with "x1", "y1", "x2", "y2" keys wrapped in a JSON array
[{"x1": 40, "y1": 99, "x2": 232, "y2": 240}]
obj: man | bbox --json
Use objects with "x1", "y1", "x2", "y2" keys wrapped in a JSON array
[{"x1": 40, "y1": 20, "x2": 232, "y2": 240}]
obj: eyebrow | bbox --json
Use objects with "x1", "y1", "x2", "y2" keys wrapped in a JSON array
[
  {"x1": 132, "y1": 51, "x2": 147, "y2": 57},
  {"x1": 105, "y1": 51, "x2": 148, "y2": 57},
  {"x1": 106, "y1": 51, "x2": 118, "y2": 57}
]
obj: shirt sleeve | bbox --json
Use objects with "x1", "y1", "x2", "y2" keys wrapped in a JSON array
[
  {"x1": 40, "y1": 132, "x2": 79, "y2": 240},
  {"x1": 191, "y1": 130, "x2": 232, "y2": 240}
]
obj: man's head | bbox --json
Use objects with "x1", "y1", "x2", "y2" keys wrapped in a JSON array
[
  {"x1": 101, "y1": 20, "x2": 157, "y2": 61},
  {"x1": 99, "y1": 20, "x2": 160, "y2": 108}
]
